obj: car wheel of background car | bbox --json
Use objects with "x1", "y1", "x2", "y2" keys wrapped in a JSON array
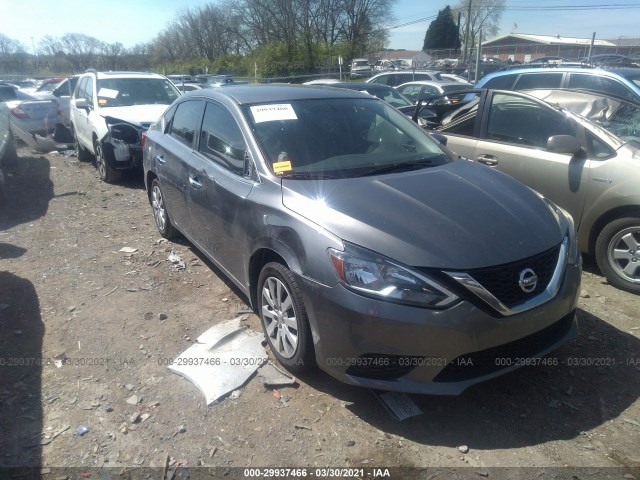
[
  {"x1": 93, "y1": 139, "x2": 121, "y2": 183},
  {"x1": 258, "y1": 262, "x2": 316, "y2": 373},
  {"x1": 150, "y1": 178, "x2": 177, "y2": 239},
  {"x1": 595, "y1": 217, "x2": 640, "y2": 294},
  {"x1": 72, "y1": 128, "x2": 91, "y2": 162}
]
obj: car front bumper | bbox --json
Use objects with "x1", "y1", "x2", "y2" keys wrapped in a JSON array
[{"x1": 296, "y1": 263, "x2": 580, "y2": 395}]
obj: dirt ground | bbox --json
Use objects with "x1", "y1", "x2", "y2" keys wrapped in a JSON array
[{"x1": 1, "y1": 146, "x2": 639, "y2": 480}]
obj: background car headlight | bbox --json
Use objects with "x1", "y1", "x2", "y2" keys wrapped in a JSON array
[{"x1": 328, "y1": 244, "x2": 459, "y2": 308}]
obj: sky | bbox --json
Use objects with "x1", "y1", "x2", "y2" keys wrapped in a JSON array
[{"x1": 1, "y1": 0, "x2": 639, "y2": 53}]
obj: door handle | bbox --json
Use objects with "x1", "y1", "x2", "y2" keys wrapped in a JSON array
[
  {"x1": 189, "y1": 176, "x2": 202, "y2": 189},
  {"x1": 477, "y1": 154, "x2": 498, "y2": 166},
  {"x1": 155, "y1": 155, "x2": 166, "y2": 165}
]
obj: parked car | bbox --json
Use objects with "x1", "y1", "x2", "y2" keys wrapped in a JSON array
[
  {"x1": 175, "y1": 83, "x2": 203, "y2": 93},
  {"x1": 1, "y1": 82, "x2": 68, "y2": 153},
  {"x1": 524, "y1": 88, "x2": 640, "y2": 142},
  {"x1": 367, "y1": 70, "x2": 444, "y2": 87},
  {"x1": 143, "y1": 84, "x2": 580, "y2": 394},
  {"x1": 440, "y1": 73, "x2": 472, "y2": 84},
  {"x1": 396, "y1": 80, "x2": 474, "y2": 104},
  {"x1": 349, "y1": 58, "x2": 371, "y2": 79},
  {"x1": 35, "y1": 77, "x2": 65, "y2": 92},
  {"x1": 372, "y1": 59, "x2": 396, "y2": 72},
  {"x1": 422, "y1": 88, "x2": 640, "y2": 293},
  {"x1": 204, "y1": 75, "x2": 248, "y2": 87},
  {"x1": 70, "y1": 70, "x2": 180, "y2": 182},
  {"x1": 475, "y1": 67, "x2": 640, "y2": 103}
]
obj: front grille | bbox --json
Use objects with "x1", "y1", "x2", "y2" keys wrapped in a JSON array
[
  {"x1": 466, "y1": 244, "x2": 561, "y2": 308},
  {"x1": 433, "y1": 312, "x2": 575, "y2": 383},
  {"x1": 345, "y1": 354, "x2": 422, "y2": 380}
]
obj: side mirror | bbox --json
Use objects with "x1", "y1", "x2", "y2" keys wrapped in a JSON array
[
  {"x1": 547, "y1": 135, "x2": 581, "y2": 155},
  {"x1": 74, "y1": 98, "x2": 89, "y2": 110},
  {"x1": 430, "y1": 132, "x2": 448, "y2": 146}
]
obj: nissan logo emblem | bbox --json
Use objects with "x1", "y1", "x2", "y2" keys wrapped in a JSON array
[{"x1": 519, "y1": 268, "x2": 538, "y2": 293}]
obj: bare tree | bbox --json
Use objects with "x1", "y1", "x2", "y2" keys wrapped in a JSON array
[
  {"x1": 455, "y1": 0, "x2": 505, "y2": 59},
  {"x1": 0, "y1": 33, "x2": 24, "y2": 55},
  {"x1": 338, "y1": 0, "x2": 393, "y2": 60},
  {"x1": 102, "y1": 42, "x2": 124, "y2": 70},
  {"x1": 60, "y1": 33, "x2": 102, "y2": 71}
]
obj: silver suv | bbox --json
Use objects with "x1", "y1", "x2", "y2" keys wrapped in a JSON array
[{"x1": 70, "y1": 71, "x2": 180, "y2": 182}]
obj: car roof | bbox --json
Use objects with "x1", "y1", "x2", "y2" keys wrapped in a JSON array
[
  {"x1": 179, "y1": 84, "x2": 371, "y2": 104},
  {"x1": 83, "y1": 71, "x2": 168, "y2": 79},
  {"x1": 397, "y1": 81, "x2": 470, "y2": 87}
]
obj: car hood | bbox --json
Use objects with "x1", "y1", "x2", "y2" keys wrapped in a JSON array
[
  {"x1": 282, "y1": 160, "x2": 563, "y2": 270},
  {"x1": 99, "y1": 105, "x2": 168, "y2": 126}
]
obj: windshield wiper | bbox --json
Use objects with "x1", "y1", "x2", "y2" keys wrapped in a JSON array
[
  {"x1": 355, "y1": 159, "x2": 437, "y2": 177},
  {"x1": 280, "y1": 172, "x2": 339, "y2": 180}
]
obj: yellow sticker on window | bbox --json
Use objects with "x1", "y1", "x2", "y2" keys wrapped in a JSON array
[
  {"x1": 273, "y1": 160, "x2": 292, "y2": 174},
  {"x1": 98, "y1": 99, "x2": 107, "y2": 105}
]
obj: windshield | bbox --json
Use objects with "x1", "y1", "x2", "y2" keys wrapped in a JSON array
[
  {"x1": 360, "y1": 87, "x2": 412, "y2": 107},
  {"x1": 244, "y1": 98, "x2": 450, "y2": 179},
  {"x1": 96, "y1": 78, "x2": 180, "y2": 107}
]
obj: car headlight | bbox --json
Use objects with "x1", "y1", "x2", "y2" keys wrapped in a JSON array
[{"x1": 328, "y1": 243, "x2": 459, "y2": 308}]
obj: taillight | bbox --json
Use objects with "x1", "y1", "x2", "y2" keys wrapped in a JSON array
[
  {"x1": 140, "y1": 130, "x2": 148, "y2": 149},
  {"x1": 10, "y1": 107, "x2": 29, "y2": 119}
]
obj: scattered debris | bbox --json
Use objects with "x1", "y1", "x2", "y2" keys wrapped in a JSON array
[
  {"x1": 168, "y1": 317, "x2": 268, "y2": 404},
  {"x1": 258, "y1": 361, "x2": 297, "y2": 387},
  {"x1": 371, "y1": 390, "x2": 423, "y2": 421},
  {"x1": 159, "y1": 312, "x2": 168, "y2": 321},
  {"x1": 129, "y1": 412, "x2": 141, "y2": 424},
  {"x1": 167, "y1": 250, "x2": 186, "y2": 271},
  {"x1": 126, "y1": 395, "x2": 140, "y2": 405},
  {"x1": 119, "y1": 247, "x2": 138, "y2": 254},
  {"x1": 458, "y1": 445, "x2": 469, "y2": 454},
  {"x1": 75, "y1": 426, "x2": 89, "y2": 436},
  {"x1": 294, "y1": 424, "x2": 312, "y2": 431},
  {"x1": 623, "y1": 417, "x2": 640, "y2": 428},
  {"x1": 236, "y1": 307, "x2": 254, "y2": 315}
]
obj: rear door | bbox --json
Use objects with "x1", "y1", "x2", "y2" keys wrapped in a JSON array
[
  {"x1": 152, "y1": 99, "x2": 204, "y2": 237},
  {"x1": 187, "y1": 100, "x2": 254, "y2": 284}
]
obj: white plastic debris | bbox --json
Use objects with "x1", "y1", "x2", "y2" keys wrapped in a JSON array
[
  {"x1": 258, "y1": 361, "x2": 296, "y2": 387},
  {"x1": 371, "y1": 390, "x2": 423, "y2": 421},
  {"x1": 168, "y1": 317, "x2": 268, "y2": 404},
  {"x1": 167, "y1": 250, "x2": 186, "y2": 270}
]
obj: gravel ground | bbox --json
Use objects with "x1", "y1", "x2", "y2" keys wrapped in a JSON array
[{"x1": 1, "y1": 146, "x2": 639, "y2": 480}]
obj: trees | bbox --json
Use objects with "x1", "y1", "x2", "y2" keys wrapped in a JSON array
[
  {"x1": 423, "y1": 6, "x2": 460, "y2": 51},
  {"x1": 455, "y1": 0, "x2": 505, "y2": 59}
]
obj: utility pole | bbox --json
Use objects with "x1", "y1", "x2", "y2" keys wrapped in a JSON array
[
  {"x1": 456, "y1": 12, "x2": 461, "y2": 56},
  {"x1": 463, "y1": 0, "x2": 472, "y2": 62}
]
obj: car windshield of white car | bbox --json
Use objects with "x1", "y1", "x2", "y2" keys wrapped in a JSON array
[
  {"x1": 244, "y1": 98, "x2": 450, "y2": 179},
  {"x1": 96, "y1": 78, "x2": 180, "y2": 107}
]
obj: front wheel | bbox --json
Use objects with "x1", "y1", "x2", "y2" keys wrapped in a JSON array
[
  {"x1": 93, "y1": 139, "x2": 121, "y2": 183},
  {"x1": 73, "y1": 127, "x2": 91, "y2": 162},
  {"x1": 595, "y1": 217, "x2": 640, "y2": 294},
  {"x1": 257, "y1": 262, "x2": 316, "y2": 373}
]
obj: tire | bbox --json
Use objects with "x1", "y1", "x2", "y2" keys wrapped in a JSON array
[
  {"x1": 93, "y1": 139, "x2": 121, "y2": 183},
  {"x1": 257, "y1": 262, "x2": 316, "y2": 373},
  {"x1": 150, "y1": 178, "x2": 177, "y2": 239},
  {"x1": 595, "y1": 217, "x2": 640, "y2": 294},
  {"x1": 72, "y1": 127, "x2": 91, "y2": 162}
]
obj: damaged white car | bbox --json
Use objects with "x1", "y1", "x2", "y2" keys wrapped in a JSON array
[{"x1": 70, "y1": 71, "x2": 180, "y2": 182}]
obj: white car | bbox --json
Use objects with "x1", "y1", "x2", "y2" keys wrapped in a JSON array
[
  {"x1": 70, "y1": 71, "x2": 180, "y2": 182},
  {"x1": 395, "y1": 80, "x2": 473, "y2": 105}
]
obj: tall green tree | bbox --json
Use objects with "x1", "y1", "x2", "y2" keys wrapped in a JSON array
[{"x1": 423, "y1": 6, "x2": 460, "y2": 50}]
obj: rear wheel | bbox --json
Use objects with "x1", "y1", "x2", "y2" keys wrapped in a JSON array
[
  {"x1": 73, "y1": 127, "x2": 91, "y2": 162},
  {"x1": 150, "y1": 178, "x2": 177, "y2": 239},
  {"x1": 93, "y1": 139, "x2": 121, "y2": 183},
  {"x1": 595, "y1": 217, "x2": 640, "y2": 294},
  {"x1": 257, "y1": 262, "x2": 315, "y2": 373}
]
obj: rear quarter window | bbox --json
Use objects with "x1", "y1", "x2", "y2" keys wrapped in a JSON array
[
  {"x1": 482, "y1": 74, "x2": 517, "y2": 89},
  {"x1": 513, "y1": 73, "x2": 563, "y2": 89}
]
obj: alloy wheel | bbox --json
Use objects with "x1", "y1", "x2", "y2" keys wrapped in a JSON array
[
  {"x1": 607, "y1": 226, "x2": 640, "y2": 284},
  {"x1": 261, "y1": 276, "x2": 299, "y2": 358}
]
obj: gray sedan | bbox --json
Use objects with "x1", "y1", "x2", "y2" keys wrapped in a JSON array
[{"x1": 142, "y1": 85, "x2": 580, "y2": 394}]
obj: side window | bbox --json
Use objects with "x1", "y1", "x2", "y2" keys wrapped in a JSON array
[
  {"x1": 442, "y1": 115, "x2": 475, "y2": 136},
  {"x1": 513, "y1": 73, "x2": 563, "y2": 89},
  {"x1": 587, "y1": 132, "x2": 615, "y2": 160},
  {"x1": 170, "y1": 100, "x2": 203, "y2": 148},
  {"x1": 198, "y1": 102, "x2": 247, "y2": 176},
  {"x1": 75, "y1": 77, "x2": 88, "y2": 99},
  {"x1": 85, "y1": 78, "x2": 94, "y2": 106},
  {"x1": 399, "y1": 85, "x2": 420, "y2": 103},
  {"x1": 371, "y1": 75, "x2": 388, "y2": 85},
  {"x1": 483, "y1": 74, "x2": 516, "y2": 89},
  {"x1": 162, "y1": 105, "x2": 178, "y2": 134},
  {"x1": 568, "y1": 74, "x2": 632, "y2": 100},
  {"x1": 486, "y1": 92, "x2": 576, "y2": 149}
]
